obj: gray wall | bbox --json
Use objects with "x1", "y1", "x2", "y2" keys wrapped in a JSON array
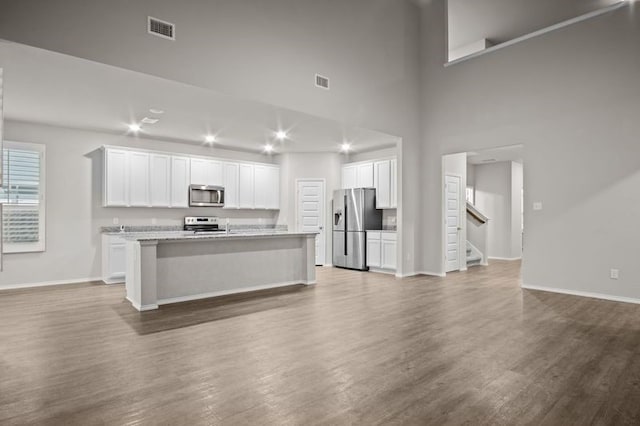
[
  {"x1": 421, "y1": 1, "x2": 640, "y2": 298},
  {"x1": 0, "y1": 120, "x2": 278, "y2": 287},
  {"x1": 0, "y1": 0, "x2": 423, "y2": 276},
  {"x1": 276, "y1": 152, "x2": 342, "y2": 264},
  {"x1": 474, "y1": 161, "x2": 522, "y2": 259}
]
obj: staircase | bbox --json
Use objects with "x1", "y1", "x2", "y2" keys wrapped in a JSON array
[
  {"x1": 466, "y1": 241, "x2": 482, "y2": 267},
  {"x1": 466, "y1": 202, "x2": 489, "y2": 268}
]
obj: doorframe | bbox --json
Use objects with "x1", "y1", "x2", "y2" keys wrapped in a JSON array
[
  {"x1": 295, "y1": 178, "x2": 327, "y2": 266},
  {"x1": 443, "y1": 173, "x2": 466, "y2": 274}
]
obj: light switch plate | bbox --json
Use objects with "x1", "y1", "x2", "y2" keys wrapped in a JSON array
[
  {"x1": 610, "y1": 269, "x2": 619, "y2": 280},
  {"x1": 533, "y1": 202, "x2": 543, "y2": 211}
]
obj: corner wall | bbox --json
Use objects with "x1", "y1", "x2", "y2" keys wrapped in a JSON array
[{"x1": 421, "y1": 1, "x2": 640, "y2": 299}]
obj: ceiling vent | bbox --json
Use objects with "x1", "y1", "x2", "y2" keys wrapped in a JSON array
[
  {"x1": 148, "y1": 16, "x2": 175, "y2": 40},
  {"x1": 315, "y1": 74, "x2": 330, "y2": 90}
]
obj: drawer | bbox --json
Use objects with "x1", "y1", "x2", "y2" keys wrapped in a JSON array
[
  {"x1": 366, "y1": 231, "x2": 381, "y2": 240},
  {"x1": 381, "y1": 232, "x2": 397, "y2": 241}
]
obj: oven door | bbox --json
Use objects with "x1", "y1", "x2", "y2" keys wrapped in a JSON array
[{"x1": 189, "y1": 185, "x2": 225, "y2": 207}]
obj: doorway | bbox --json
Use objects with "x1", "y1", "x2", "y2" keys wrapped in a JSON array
[{"x1": 296, "y1": 179, "x2": 326, "y2": 266}]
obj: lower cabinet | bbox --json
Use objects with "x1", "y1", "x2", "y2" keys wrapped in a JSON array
[
  {"x1": 366, "y1": 231, "x2": 397, "y2": 271},
  {"x1": 102, "y1": 235, "x2": 127, "y2": 284}
]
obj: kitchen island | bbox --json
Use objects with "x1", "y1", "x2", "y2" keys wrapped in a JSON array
[{"x1": 124, "y1": 231, "x2": 317, "y2": 311}]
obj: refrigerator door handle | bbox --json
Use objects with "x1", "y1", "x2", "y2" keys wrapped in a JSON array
[{"x1": 344, "y1": 194, "x2": 348, "y2": 256}]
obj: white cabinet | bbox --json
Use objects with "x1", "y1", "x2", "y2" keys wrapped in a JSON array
[
  {"x1": 190, "y1": 158, "x2": 223, "y2": 186},
  {"x1": 390, "y1": 158, "x2": 397, "y2": 208},
  {"x1": 266, "y1": 166, "x2": 280, "y2": 209},
  {"x1": 366, "y1": 231, "x2": 382, "y2": 268},
  {"x1": 104, "y1": 149, "x2": 128, "y2": 206},
  {"x1": 342, "y1": 165, "x2": 357, "y2": 189},
  {"x1": 103, "y1": 147, "x2": 278, "y2": 210},
  {"x1": 170, "y1": 156, "x2": 190, "y2": 208},
  {"x1": 366, "y1": 231, "x2": 396, "y2": 271},
  {"x1": 253, "y1": 165, "x2": 279, "y2": 209},
  {"x1": 128, "y1": 151, "x2": 150, "y2": 207},
  {"x1": 381, "y1": 233, "x2": 397, "y2": 270},
  {"x1": 102, "y1": 234, "x2": 126, "y2": 283},
  {"x1": 238, "y1": 163, "x2": 254, "y2": 208},
  {"x1": 150, "y1": 154, "x2": 171, "y2": 207},
  {"x1": 253, "y1": 165, "x2": 269, "y2": 209},
  {"x1": 341, "y1": 162, "x2": 375, "y2": 189},
  {"x1": 223, "y1": 162, "x2": 240, "y2": 209},
  {"x1": 357, "y1": 162, "x2": 374, "y2": 188},
  {"x1": 374, "y1": 160, "x2": 391, "y2": 209}
]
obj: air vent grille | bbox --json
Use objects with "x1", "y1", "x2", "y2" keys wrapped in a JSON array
[
  {"x1": 315, "y1": 74, "x2": 330, "y2": 90},
  {"x1": 148, "y1": 17, "x2": 175, "y2": 40}
]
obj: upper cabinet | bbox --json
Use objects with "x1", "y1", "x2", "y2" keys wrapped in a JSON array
[
  {"x1": 342, "y1": 157, "x2": 397, "y2": 209},
  {"x1": 190, "y1": 158, "x2": 223, "y2": 186},
  {"x1": 170, "y1": 156, "x2": 190, "y2": 208},
  {"x1": 103, "y1": 147, "x2": 279, "y2": 210},
  {"x1": 342, "y1": 163, "x2": 374, "y2": 189}
]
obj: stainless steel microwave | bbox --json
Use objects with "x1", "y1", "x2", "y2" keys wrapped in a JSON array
[{"x1": 189, "y1": 185, "x2": 225, "y2": 207}]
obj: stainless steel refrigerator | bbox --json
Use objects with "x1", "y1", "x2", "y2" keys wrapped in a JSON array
[{"x1": 332, "y1": 188, "x2": 382, "y2": 270}]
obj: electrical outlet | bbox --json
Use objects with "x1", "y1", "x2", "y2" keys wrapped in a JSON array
[
  {"x1": 533, "y1": 202, "x2": 543, "y2": 211},
  {"x1": 151, "y1": 218, "x2": 157, "y2": 225},
  {"x1": 610, "y1": 269, "x2": 619, "y2": 280},
  {"x1": 113, "y1": 217, "x2": 119, "y2": 225}
]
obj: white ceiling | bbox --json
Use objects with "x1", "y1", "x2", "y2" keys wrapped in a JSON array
[
  {"x1": 467, "y1": 144, "x2": 523, "y2": 165},
  {"x1": 0, "y1": 41, "x2": 399, "y2": 154},
  {"x1": 448, "y1": 0, "x2": 619, "y2": 50}
]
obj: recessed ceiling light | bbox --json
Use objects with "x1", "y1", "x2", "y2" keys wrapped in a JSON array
[
  {"x1": 275, "y1": 130, "x2": 287, "y2": 140},
  {"x1": 340, "y1": 142, "x2": 352, "y2": 152},
  {"x1": 205, "y1": 135, "x2": 216, "y2": 143},
  {"x1": 128, "y1": 123, "x2": 141, "y2": 132},
  {"x1": 149, "y1": 108, "x2": 164, "y2": 114},
  {"x1": 264, "y1": 144, "x2": 274, "y2": 153},
  {"x1": 141, "y1": 117, "x2": 159, "y2": 124}
]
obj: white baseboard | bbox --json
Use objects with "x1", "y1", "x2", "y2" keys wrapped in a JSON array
[
  {"x1": 397, "y1": 270, "x2": 446, "y2": 278},
  {"x1": 369, "y1": 267, "x2": 396, "y2": 275},
  {"x1": 488, "y1": 256, "x2": 522, "y2": 261},
  {"x1": 0, "y1": 276, "x2": 103, "y2": 290},
  {"x1": 156, "y1": 280, "x2": 314, "y2": 306},
  {"x1": 126, "y1": 297, "x2": 159, "y2": 311},
  {"x1": 521, "y1": 284, "x2": 640, "y2": 305}
]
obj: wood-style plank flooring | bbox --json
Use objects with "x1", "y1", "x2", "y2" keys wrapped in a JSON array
[{"x1": 2, "y1": 261, "x2": 640, "y2": 425}]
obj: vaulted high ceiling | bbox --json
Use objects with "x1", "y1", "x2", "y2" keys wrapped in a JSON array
[{"x1": 448, "y1": 0, "x2": 619, "y2": 50}]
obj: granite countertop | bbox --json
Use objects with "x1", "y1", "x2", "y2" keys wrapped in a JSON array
[{"x1": 120, "y1": 230, "x2": 317, "y2": 242}]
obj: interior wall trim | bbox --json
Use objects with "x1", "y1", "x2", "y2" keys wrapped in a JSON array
[{"x1": 522, "y1": 283, "x2": 640, "y2": 305}]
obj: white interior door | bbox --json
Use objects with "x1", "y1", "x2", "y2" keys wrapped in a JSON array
[
  {"x1": 297, "y1": 180, "x2": 326, "y2": 266},
  {"x1": 445, "y1": 175, "x2": 461, "y2": 272}
]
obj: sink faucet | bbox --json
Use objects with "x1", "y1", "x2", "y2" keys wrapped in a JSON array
[{"x1": 225, "y1": 218, "x2": 230, "y2": 235}]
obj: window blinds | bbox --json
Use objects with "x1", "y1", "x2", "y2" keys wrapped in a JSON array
[{"x1": 1, "y1": 148, "x2": 41, "y2": 244}]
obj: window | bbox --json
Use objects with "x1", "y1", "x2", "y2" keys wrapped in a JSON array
[{"x1": 0, "y1": 141, "x2": 45, "y2": 253}]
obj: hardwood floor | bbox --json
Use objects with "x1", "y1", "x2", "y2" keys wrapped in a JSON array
[{"x1": 2, "y1": 261, "x2": 640, "y2": 425}]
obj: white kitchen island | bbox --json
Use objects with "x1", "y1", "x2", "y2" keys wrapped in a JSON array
[{"x1": 124, "y1": 232, "x2": 317, "y2": 311}]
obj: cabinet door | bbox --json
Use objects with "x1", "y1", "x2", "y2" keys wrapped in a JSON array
[
  {"x1": 210, "y1": 161, "x2": 224, "y2": 186},
  {"x1": 357, "y1": 163, "x2": 374, "y2": 188},
  {"x1": 223, "y1": 162, "x2": 239, "y2": 209},
  {"x1": 366, "y1": 233, "x2": 381, "y2": 268},
  {"x1": 128, "y1": 151, "x2": 150, "y2": 207},
  {"x1": 108, "y1": 243, "x2": 127, "y2": 279},
  {"x1": 190, "y1": 158, "x2": 208, "y2": 185},
  {"x1": 374, "y1": 160, "x2": 391, "y2": 209},
  {"x1": 390, "y1": 158, "x2": 398, "y2": 208},
  {"x1": 171, "y1": 156, "x2": 190, "y2": 208},
  {"x1": 105, "y1": 149, "x2": 128, "y2": 206},
  {"x1": 266, "y1": 166, "x2": 280, "y2": 209},
  {"x1": 150, "y1": 154, "x2": 171, "y2": 207},
  {"x1": 381, "y1": 234, "x2": 397, "y2": 270},
  {"x1": 238, "y1": 164, "x2": 255, "y2": 208},
  {"x1": 342, "y1": 165, "x2": 357, "y2": 189},
  {"x1": 253, "y1": 165, "x2": 268, "y2": 209}
]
